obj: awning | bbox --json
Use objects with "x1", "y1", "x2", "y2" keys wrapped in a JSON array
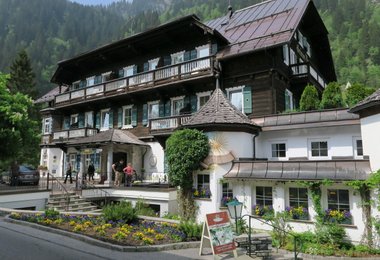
[
  {"x1": 224, "y1": 160, "x2": 371, "y2": 181},
  {"x1": 67, "y1": 129, "x2": 148, "y2": 147}
]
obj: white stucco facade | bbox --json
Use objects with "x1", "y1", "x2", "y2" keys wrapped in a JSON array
[{"x1": 360, "y1": 114, "x2": 380, "y2": 172}]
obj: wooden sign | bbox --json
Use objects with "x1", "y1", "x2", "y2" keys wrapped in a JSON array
[{"x1": 199, "y1": 211, "x2": 236, "y2": 257}]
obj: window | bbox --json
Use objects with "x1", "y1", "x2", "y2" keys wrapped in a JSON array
[
  {"x1": 196, "y1": 45, "x2": 210, "y2": 58},
  {"x1": 271, "y1": 143, "x2": 286, "y2": 158},
  {"x1": 256, "y1": 186, "x2": 273, "y2": 207},
  {"x1": 355, "y1": 139, "x2": 363, "y2": 157},
  {"x1": 70, "y1": 114, "x2": 78, "y2": 128},
  {"x1": 197, "y1": 91, "x2": 211, "y2": 110},
  {"x1": 283, "y1": 44, "x2": 289, "y2": 65},
  {"x1": 289, "y1": 188, "x2": 308, "y2": 208},
  {"x1": 94, "y1": 75, "x2": 102, "y2": 84},
  {"x1": 79, "y1": 80, "x2": 87, "y2": 89},
  {"x1": 43, "y1": 118, "x2": 52, "y2": 134},
  {"x1": 149, "y1": 58, "x2": 159, "y2": 70},
  {"x1": 222, "y1": 182, "x2": 233, "y2": 199},
  {"x1": 228, "y1": 88, "x2": 243, "y2": 112},
  {"x1": 327, "y1": 189, "x2": 350, "y2": 211},
  {"x1": 87, "y1": 76, "x2": 95, "y2": 87},
  {"x1": 311, "y1": 141, "x2": 328, "y2": 157},
  {"x1": 285, "y1": 89, "x2": 294, "y2": 111},
  {"x1": 171, "y1": 51, "x2": 184, "y2": 65},
  {"x1": 72, "y1": 81, "x2": 80, "y2": 90},
  {"x1": 122, "y1": 105, "x2": 133, "y2": 128},
  {"x1": 171, "y1": 97, "x2": 184, "y2": 116},
  {"x1": 85, "y1": 112, "x2": 94, "y2": 128},
  {"x1": 100, "y1": 109, "x2": 110, "y2": 130},
  {"x1": 197, "y1": 174, "x2": 210, "y2": 190},
  {"x1": 148, "y1": 101, "x2": 159, "y2": 120}
]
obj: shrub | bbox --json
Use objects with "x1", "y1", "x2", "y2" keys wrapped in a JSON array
[
  {"x1": 134, "y1": 200, "x2": 156, "y2": 217},
  {"x1": 299, "y1": 85, "x2": 320, "y2": 111},
  {"x1": 162, "y1": 212, "x2": 181, "y2": 220},
  {"x1": 320, "y1": 82, "x2": 344, "y2": 109},
  {"x1": 102, "y1": 201, "x2": 137, "y2": 223},
  {"x1": 179, "y1": 221, "x2": 203, "y2": 240},
  {"x1": 315, "y1": 222, "x2": 347, "y2": 246},
  {"x1": 345, "y1": 83, "x2": 376, "y2": 107},
  {"x1": 44, "y1": 208, "x2": 59, "y2": 219}
]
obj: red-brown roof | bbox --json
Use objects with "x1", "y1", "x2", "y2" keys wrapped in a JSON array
[
  {"x1": 34, "y1": 85, "x2": 68, "y2": 104},
  {"x1": 350, "y1": 88, "x2": 380, "y2": 113}
]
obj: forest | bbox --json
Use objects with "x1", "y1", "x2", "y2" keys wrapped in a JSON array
[{"x1": 0, "y1": 0, "x2": 379, "y2": 95}]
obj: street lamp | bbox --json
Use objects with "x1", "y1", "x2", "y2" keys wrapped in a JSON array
[{"x1": 226, "y1": 199, "x2": 243, "y2": 235}]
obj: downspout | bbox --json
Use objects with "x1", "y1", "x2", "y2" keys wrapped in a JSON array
[
  {"x1": 252, "y1": 131, "x2": 259, "y2": 160},
  {"x1": 141, "y1": 146, "x2": 148, "y2": 181}
]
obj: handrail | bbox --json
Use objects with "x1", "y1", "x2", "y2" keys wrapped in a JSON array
[
  {"x1": 46, "y1": 172, "x2": 71, "y2": 211},
  {"x1": 82, "y1": 180, "x2": 111, "y2": 207},
  {"x1": 242, "y1": 214, "x2": 301, "y2": 260}
]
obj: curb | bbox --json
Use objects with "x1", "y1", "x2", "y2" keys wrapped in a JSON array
[
  {"x1": 4, "y1": 215, "x2": 200, "y2": 252},
  {"x1": 275, "y1": 248, "x2": 380, "y2": 260}
]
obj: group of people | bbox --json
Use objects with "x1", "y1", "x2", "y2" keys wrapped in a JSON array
[
  {"x1": 63, "y1": 159, "x2": 135, "y2": 187},
  {"x1": 112, "y1": 159, "x2": 135, "y2": 187}
]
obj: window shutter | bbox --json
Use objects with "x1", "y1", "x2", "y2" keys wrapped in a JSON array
[
  {"x1": 109, "y1": 110, "x2": 113, "y2": 129},
  {"x1": 63, "y1": 116, "x2": 70, "y2": 130},
  {"x1": 190, "y1": 95, "x2": 197, "y2": 113},
  {"x1": 184, "y1": 96, "x2": 190, "y2": 107},
  {"x1": 211, "y1": 43, "x2": 218, "y2": 55},
  {"x1": 133, "y1": 65, "x2": 137, "y2": 75},
  {"x1": 41, "y1": 119, "x2": 45, "y2": 134},
  {"x1": 118, "y1": 68, "x2": 124, "y2": 78},
  {"x1": 164, "y1": 100, "x2": 171, "y2": 116},
  {"x1": 95, "y1": 112, "x2": 100, "y2": 129},
  {"x1": 131, "y1": 107, "x2": 137, "y2": 126},
  {"x1": 184, "y1": 51, "x2": 191, "y2": 61},
  {"x1": 142, "y1": 104, "x2": 148, "y2": 126},
  {"x1": 163, "y1": 55, "x2": 171, "y2": 66},
  {"x1": 190, "y1": 49, "x2": 197, "y2": 60},
  {"x1": 159, "y1": 101, "x2": 165, "y2": 118},
  {"x1": 117, "y1": 108, "x2": 122, "y2": 128},
  {"x1": 243, "y1": 85, "x2": 252, "y2": 114},
  {"x1": 78, "y1": 113, "x2": 85, "y2": 128},
  {"x1": 143, "y1": 62, "x2": 149, "y2": 72}
]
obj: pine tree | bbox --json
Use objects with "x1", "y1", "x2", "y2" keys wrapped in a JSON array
[{"x1": 8, "y1": 49, "x2": 38, "y2": 99}]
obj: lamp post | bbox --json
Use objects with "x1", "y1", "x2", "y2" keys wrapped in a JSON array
[{"x1": 226, "y1": 199, "x2": 243, "y2": 235}]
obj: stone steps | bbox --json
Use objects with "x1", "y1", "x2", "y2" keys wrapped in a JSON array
[{"x1": 46, "y1": 192, "x2": 101, "y2": 213}]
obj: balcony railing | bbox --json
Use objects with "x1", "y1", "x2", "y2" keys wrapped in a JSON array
[
  {"x1": 149, "y1": 114, "x2": 192, "y2": 131},
  {"x1": 55, "y1": 56, "x2": 214, "y2": 105},
  {"x1": 290, "y1": 62, "x2": 326, "y2": 88},
  {"x1": 53, "y1": 127, "x2": 98, "y2": 140}
]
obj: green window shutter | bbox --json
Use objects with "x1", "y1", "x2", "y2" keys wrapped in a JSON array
[
  {"x1": 190, "y1": 95, "x2": 197, "y2": 113},
  {"x1": 211, "y1": 43, "x2": 218, "y2": 55},
  {"x1": 190, "y1": 49, "x2": 197, "y2": 60},
  {"x1": 133, "y1": 65, "x2": 137, "y2": 75},
  {"x1": 164, "y1": 100, "x2": 171, "y2": 117},
  {"x1": 243, "y1": 85, "x2": 252, "y2": 114},
  {"x1": 184, "y1": 96, "x2": 190, "y2": 107},
  {"x1": 118, "y1": 68, "x2": 124, "y2": 78},
  {"x1": 142, "y1": 104, "x2": 148, "y2": 126},
  {"x1": 78, "y1": 113, "x2": 85, "y2": 128},
  {"x1": 131, "y1": 107, "x2": 137, "y2": 127},
  {"x1": 117, "y1": 108, "x2": 122, "y2": 128},
  {"x1": 109, "y1": 110, "x2": 114, "y2": 129},
  {"x1": 163, "y1": 55, "x2": 171, "y2": 66},
  {"x1": 159, "y1": 101, "x2": 165, "y2": 118},
  {"x1": 184, "y1": 51, "x2": 191, "y2": 61},
  {"x1": 41, "y1": 119, "x2": 44, "y2": 133},
  {"x1": 143, "y1": 62, "x2": 149, "y2": 72},
  {"x1": 95, "y1": 112, "x2": 100, "y2": 129},
  {"x1": 63, "y1": 116, "x2": 70, "y2": 130}
]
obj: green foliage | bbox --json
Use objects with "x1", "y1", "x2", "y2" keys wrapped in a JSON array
[
  {"x1": 162, "y1": 212, "x2": 181, "y2": 220},
  {"x1": 44, "y1": 208, "x2": 59, "y2": 219},
  {"x1": 266, "y1": 211, "x2": 292, "y2": 248},
  {"x1": 102, "y1": 201, "x2": 137, "y2": 223},
  {"x1": 299, "y1": 85, "x2": 320, "y2": 111},
  {"x1": 320, "y1": 82, "x2": 344, "y2": 109},
  {"x1": 315, "y1": 222, "x2": 347, "y2": 246},
  {"x1": 179, "y1": 220, "x2": 203, "y2": 240},
  {"x1": 166, "y1": 129, "x2": 209, "y2": 190},
  {"x1": 345, "y1": 83, "x2": 376, "y2": 107},
  {"x1": 134, "y1": 199, "x2": 156, "y2": 217}
]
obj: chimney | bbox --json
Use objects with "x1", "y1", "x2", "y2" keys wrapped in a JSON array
[{"x1": 227, "y1": 4, "x2": 233, "y2": 19}]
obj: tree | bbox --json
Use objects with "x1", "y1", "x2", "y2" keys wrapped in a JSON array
[
  {"x1": 166, "y1": 129, "x2": 209, "y2": 220},
  {"x1": 0, "y1": 73, "x2": 40, "y2": 169},
  {"x1": 299, "y1": 85, "x2": 320, "y2": 111},
  {"x1": 320, "y1": 82, "x2": 344, "y2": 109},
  {"x1": 345, "y1": 83, "x2": 375, "y2": 107}
]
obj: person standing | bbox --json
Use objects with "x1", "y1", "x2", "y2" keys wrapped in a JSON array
[
  {"x1": 123, "y1": 163, "x2": 135, "y2": 187},
  {"x1": 64, "y1": 162, "x2": 73, "y2": 184},
  {"x1": 112, "y1": 159, "x2": 124, "y2": 187},
  {"x1": 88, "y1": 162, "x2": 95, "y2": 182}
]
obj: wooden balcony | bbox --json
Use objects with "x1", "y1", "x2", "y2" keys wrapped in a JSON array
[
  {"x1": 53, "y1": 127, "x2": 98, "y2": 141},
  {"x1": 149, "y1": 114, "x2": 192, "y2": 135},
  {"x1": 55, "y1": 56, "x2": 214, "y2": 106},
  {"x1": 290, "y1": 62, "x2": 326, "y2": 89}
]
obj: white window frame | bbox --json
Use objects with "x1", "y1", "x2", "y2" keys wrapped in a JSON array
[
  {"x1": 171, "y1": 96, "x2": 185, "y2": 116},
  {"x1": 122, "y1": 105, "x2": 133, "y2": 129},
  {"x1": 148, "y1": 100, "x2": 159, "y2": 120},
  {"x1": 148, "y1": 58, "x2": 159, "y2": 70},
  {"x1": 87, "y1": 76, "x2": 95, "y2": 87},
  {"x1": 171, "y1": 51, "x2": 185, "y2": 65},
  {"x1": 72, "y1": 80, "x2": 80, "y2": 90},
  {"x1": 353, "y1": 137, "x2": 363, "y2": 159},
  {"x1": 270, "y1": 141, "x2": 287, "y2": 160},
  {"x1": 84, "y1": 111, "x2": 94, "y2": 128},
  {"x1": 196, "y1": 173, "x2": 210, "y2": 190},
  {"x1": 123, "y1": 65, "x2": 135, "y2": 77},
  {"x1": 100, "y1": 108, "x2": 110, "y2": 131},
  {"x1": 43, "y1": 117, "x2": 52, "y2": 135},
  {"x1": 196, "y1": 91, "x2": 211, "y2": 110},
  {"x1": 309, "y1": 139, "x2": 329, "y2": 159},
  {"x1": 102, "y1": 71, "x2": 112, "y2": 82},
  {"x1": 196, "y1": 44, "x2": 210, "y2": 58},
  {"x1": 226, "y1": 86, "x2": 244, "y2": 112},
  {"x1": 288, "y1": 187, "x2": 309, "y2": 208},
  {"x1": 285, "y1": 89, "x2": 294, "y2": 111},
  {"x1": 70, "y1": 114, "x2": 78, "y2": 126},
  {"x1": 283, "y1": 44, "x2": 289, "y2": 65}
]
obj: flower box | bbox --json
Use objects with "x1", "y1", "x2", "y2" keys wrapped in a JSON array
[
  {"x1": 252, "y1": 205, "x2": 274, "y2": 217},
  {"x1": 192, "y1": 187, "x2": 211, "y2": 199},
  {"x1": 285, "y1": 206, "x2": 309, "y2": 220},
  {"x1": 324, "y1": 209, "x2": 352, "y2": 224}
]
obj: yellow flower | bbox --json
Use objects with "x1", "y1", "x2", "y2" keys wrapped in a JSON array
[
  {"x1": 155, "y1": 234, "x2": 165, "y2": 240},
  {"x1": 142, "y1": 237, "x2": 154, "y2": 245}
]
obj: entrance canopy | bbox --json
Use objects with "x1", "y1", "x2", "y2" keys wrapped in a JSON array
[
  {"x1": 224, "y1": 159, "x2": 371, "y2": 181},
  {"x1": 67, "y1": 129, "x2": 148, "y2": 147}
]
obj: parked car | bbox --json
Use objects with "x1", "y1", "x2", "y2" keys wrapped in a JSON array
[{"x1": 2, "y1": 165, "x2": 40, "y2": 186}]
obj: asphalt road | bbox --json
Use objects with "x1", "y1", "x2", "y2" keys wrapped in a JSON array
[{"x1": 0, "y1": 217, "x2": 215, "y2": 260}]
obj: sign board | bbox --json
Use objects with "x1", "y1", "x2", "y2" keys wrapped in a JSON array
[{"x1": 199, "y1": 211, "x2": 236, "y2": 256}]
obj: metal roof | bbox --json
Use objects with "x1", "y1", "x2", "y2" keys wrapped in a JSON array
[
  {"x1": 34, "y1": 85, "x2": 68, "y2": 104},
  {"x1": 224, "y1": 159, "x2": 371, "y2": 181},
  {"x1": 206, "y1": 0, "x2": 311, "y2": 59}
]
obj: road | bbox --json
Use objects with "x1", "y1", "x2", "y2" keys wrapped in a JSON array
[{"x1": 0, "y1": 217, "x2": 214, "y2": 260}]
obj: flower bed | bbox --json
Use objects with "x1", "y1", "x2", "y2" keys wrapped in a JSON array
[{"x1": 9, "y1": 212, "x2": 187, "y2": 246}]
